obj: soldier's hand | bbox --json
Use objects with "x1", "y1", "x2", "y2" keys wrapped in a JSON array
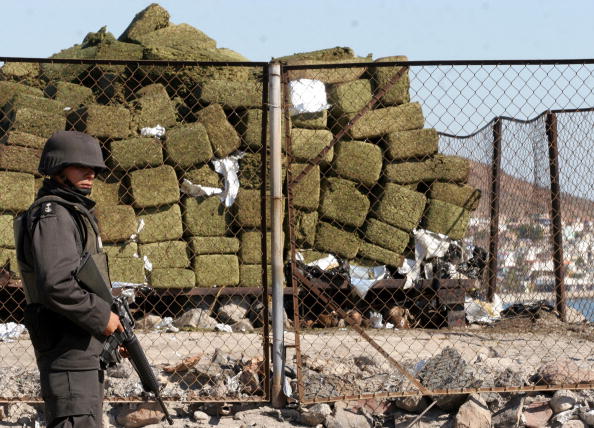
[{"x1": 103, "y1": 312, "x2": 124, "y2": 336}]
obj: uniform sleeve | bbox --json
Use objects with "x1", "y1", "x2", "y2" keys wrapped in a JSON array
[{"x1": 31, "y1": 204, "x2": 111, "y2": 337}]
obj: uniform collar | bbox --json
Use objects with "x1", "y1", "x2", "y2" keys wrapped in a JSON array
[{"x1": 37, "y1": 178, "x2": 97, "y2": 211}]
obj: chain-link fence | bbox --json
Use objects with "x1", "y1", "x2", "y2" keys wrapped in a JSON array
[
  {"x1": 1, "y1": 58, "x2": 594, "y2": 409},
  {"x1": 0, "y1": 58, "x2": 272, "y2": 404},
  {"x1": 283, "y1": 60, "x2": 594, "y2": 404}
]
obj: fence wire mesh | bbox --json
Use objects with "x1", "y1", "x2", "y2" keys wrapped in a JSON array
[
  {"x1": 0, "y1": 59, "x2": 271, "y2": 403},
  {"x1": 283, "y1": 61, "x2": 594, "y2": 404},
  {"x1": 1, "y1": 58, "x2": 594, "y2": 409}
]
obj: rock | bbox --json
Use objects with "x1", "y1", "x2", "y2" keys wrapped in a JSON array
[
  {"x1": 299, "y1": 403, "x2": 332, "y2": 426},
  {"x1": 325, "y1": 401, "x2": 373, "y2": 428},
  {"x1": 115, "y1": 402, "x2": 165, "y2": 428},
  {"x1": 106, "y1": 358, "x2": 133, "y2": 379},
  {"x1": 535, "y1": 359, "x2": 594, "y2": 385},
  {"x1": 454, "y1": 394, "x2": 491, "y2": 428},
  {"x1": 418, "y1": 347, "x2": 482, "y2": 411},
  {"x1": 565, "y1": 306, "x2": 587, "y2": 323},
  {"x1": 192, "y1": 410, "x2": 210, "y2": 423},
  {"x1": 551, "y1": 390, "x2": 577, "y2": 413},
  {"x1": 492, "y1": 395, "x2": 523, "y2": 428},
  {"x1": 217, "y1": 296, "x2": 251, "y2": 324},
  {"x1": 392, "y1": 395, "x2": 429, "y2": 413},
  {"x1": 173, "y1": 308, "x2": 218, "y2": 329},
  {"x1": 523, "y1": 401, "x2": 553, "y2": 428},
  {"x1": 394, "y1": 408, "x2": 452, "y2": 427},
  {"x1": 232, "y1": 318, "x2": 255, "y2": 332},
  {"x1": 580, "y1": 409, "x2": 594, "y2": 425},
  {"x1": 562, "y1": 420, "x2": 587, "y2": 428}
]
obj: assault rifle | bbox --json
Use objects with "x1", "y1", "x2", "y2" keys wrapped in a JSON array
[{"x1": 101, "y1": 295, "x2": 173, "y2": 425}]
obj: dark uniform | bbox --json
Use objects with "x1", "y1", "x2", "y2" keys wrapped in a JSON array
[{"x1": 16, "y1": 131, "x2": 113, "y2": 428}]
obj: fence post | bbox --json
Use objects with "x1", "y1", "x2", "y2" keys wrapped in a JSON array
[
  {"x1": 487, "y1": 118, "x2": 502, "y2": 302},
  {"x1": 268, "y1": 61, "x2": 286, "y2": 407},
  {"x1": 546, "y1": 112, "x2": 567, "y2": 322}
]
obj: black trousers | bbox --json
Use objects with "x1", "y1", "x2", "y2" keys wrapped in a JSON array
[{"x1": 40, "y1": 369, "x2": 104, "y2": 428}]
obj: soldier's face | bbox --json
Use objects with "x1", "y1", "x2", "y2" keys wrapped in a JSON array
[{"x1": 60, "y1": 165, "x2": 96, "y2": 191}]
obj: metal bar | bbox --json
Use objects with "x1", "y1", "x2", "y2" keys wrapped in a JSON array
[
  {"x1": 294, "y1": 270, "x2": 430, "y2": 395},
  {"x1": 269, "y1": 62, "x2": 285, "y2": 408},
  {"x1": 282, "y1": 67, "x2": 307, "y2": 405},
  {"x1": 291, "y1": 66, "x2": 408, "y2": 186},
  {"x1": 405, "y1": 401, "x2": 437, "y2": 428},
  {"x1": 487, "y1": 118, "x2": 502, "y2": 302},
  {"x1": 260, "y1": 64, "x2": 271, "y2": 402},
  {"x1": 546, "y1": 112, "x2": 567, "y2": 321},
  {"x1": 282, "y1": 58, "x2": 594, "y2": 68},
  {"x1": 0, "y1": 56, "x2": 268, "y2": 66}
]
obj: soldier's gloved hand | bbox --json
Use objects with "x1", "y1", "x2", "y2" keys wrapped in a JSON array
[{"x1": 103, "y1": 312, "x2": 124, "y2": 336}]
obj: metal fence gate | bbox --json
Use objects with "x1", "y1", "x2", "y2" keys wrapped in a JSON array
[{"x1": 282, "y1": 60, "x2": 594, "y2": 404}]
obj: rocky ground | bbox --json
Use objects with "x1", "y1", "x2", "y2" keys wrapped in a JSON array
[{"x1": 1, "y1": 310, "x2": 594, "y2": 427}]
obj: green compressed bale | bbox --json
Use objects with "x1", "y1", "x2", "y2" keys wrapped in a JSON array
[
  {"x1": 430, "y1": 182, "x2": 481, "y2": 211},
  {"x1": 0, "y1": 248, "x2": 18, "y2": 273},
  {"x1": 44, "y1": 82, "x2": 94, "y2": 107},
  {"x1": 333, "y1": 140, "x2": 382, "y2": 187},
  {"x1": 189, "y1": 236, "x2": 239, "y2": 254},
  {"x1": 118, "y1": 3, "x2": 171, "y2": 43},
  {"x1": 95, "y1": 205, "x2": 137, "y2": 243},
  {"x1": 240, "y1": 231, "x2": 271, "y2": 264},
  {"x1": 110, "y1": 137, "x2": 163, "y2": 171},
  {"x1": 290, "y1": 128, "x2": 333, "y2": 163},
  {"x1": 0, "y1": 82, "x2": 42, "y2": 107},
  {"x1": 293, "y1": 209, "x2": 317, "y2": 247},
  {"x1": 194, "y1": 254, "x2": 239, "y2": 287},
  {"x1": 0, "y1": 215, "x2": 15, "y2": 248},
  {"x1": 183, "y1": 196, "x2": 230, "y2": 236},
  {"x1": 90, "y1": 180, "x2": 120, "y2": 207},
  {"x1": 327, "y1": 79, "x2": 373, "y2": 116},
  {"x1": 278, "y1": 48, "x2": 370, "y2": 83},
  {"x1": 292, "y1": 110, "x2": 327, "y2": 129},
  {"x1": 0, "y1": 172, "x2": 35, "y2": 212},
  {"x1": 108, "y1": 257, "x2": 145, "y2": 284},
  {"x1": 4, "y1": 93, "x2": 67, "y2": 117},
  {"x1": 69, "y1": 104, "x2": 131, "y2": 139},
  {"x1": 385, "y1": 128, "x2": 439, "y2": 160},
  {"x1": 103, "y1": 242, "x2": 138, "y2": 259},
  {"x1": 0, "y1": 145, "x2": 41, "y2": 175},
  {"x1": 238, "y1": 108, "x2": 268, "y2": 149},
  {"x1": 363, "y1": 218, "x2": 409, "y2": 254},
  {"x1": 432, "y1": 154, "x2": 470, "y2": 183},
  {"x1": 135, "y1": 23, "x2": 216, "y2": 53},
  {"x1": 384, "y1": 159, "x2": 436, "y2": 184},
  {"x1": 297, "y1": 249, "x2": 329, "y2": 265},
  {"x1": 240, "y1": 264, "x2": 272, "y2": 287},
  {"x1": 289, "y1": 163, "x2": 320, "y2": 211},
  {"x1": 150, "y1": 268, "x2": 195, "y2": 289},
  {"x1": 165, "y1": 124, "x2": 213, "y2": 168},
  {"x1": 238, "y1": 152, "x2": 266, "y2": 189},
  {"x1": 2, "y1": 131, "x2": 46, "y2": 149},
  {"x1": 139, "y1": 241, "x2": 189, "y2": 268},
  {"x1": 314, "y1": 222, "x2": 360, "y2": 259},
  {"x1": 137, "y1": 204, "x2": 184, "y2": 243},
  {"x1": 358, "y1": 242, "x2": 404, "y2": 268},
  {"x1": 129, "y1": 165, "x2": 180, "y2": 208},
  {"x1": 4, "y1": 107, "x2": 66, "y2": 138},
  {"x1": 319, "y1": 177, "x2": 370, "y2": 228},
  {"x1": 341, "y1": 102, "x2": 424, "y2": 139},
  {"x1": 371, "y1": 56, "x2": 411, "y2": 106},
  {"x1": 195, "y1": 104, "x2": 240, "y2": 158},
  {"x1": 133, "y1": 83, "x2": 177, "y2": 129},
  {"x1": 423, "y1": 199, "x2": 471, "y2": 240},
  {"x1": 1, "y1": 62, "x2": 39, "y2": 79},
  {"x1": 234, "y1": 189, "x2": 271, "y2": 229},
  {"x1": 375, "y1": 183, "x2": 426, "y2": 231},
  {"x1": 198, "y1": 80, "x2": 263, "y2": 109},
  {"x1": 183, "y1": 165, "x2": 221, "y2": 188}
]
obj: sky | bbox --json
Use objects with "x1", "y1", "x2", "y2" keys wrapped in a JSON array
[{"x1": 0, "y1": 0, "x2": 593, "y2": 61}]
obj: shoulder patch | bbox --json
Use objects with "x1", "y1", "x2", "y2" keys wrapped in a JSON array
[{"x1": 40, "y1": 202, "x2": 56, "y2": 218}]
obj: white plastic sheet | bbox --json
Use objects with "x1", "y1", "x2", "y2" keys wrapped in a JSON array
[
  {"x1": 349, "y1": 263, "x2": 388, "y2": 299},
  {"x1": 140, "y1": 124, "x2": 166, "y2": 139},
  {"x1": 0, "y1": 322, "x2": 26, "y2": 342},
  {"x1": 464, "y1": 294, "x2": 503, "y2": 324},
  {"x1": 289, "y1": 79, "x2": 330, "y2": 115},
  {"x1": 211, "y1": 152, "x2": 245, "y2": 207},
  {"x1": 180, "y1": 179, "x2": 223, "y2": 198}
]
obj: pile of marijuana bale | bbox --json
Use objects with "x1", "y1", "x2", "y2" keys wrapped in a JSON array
[{"x1": 0, "y1": 3, "x2": 480, "y2": 291}]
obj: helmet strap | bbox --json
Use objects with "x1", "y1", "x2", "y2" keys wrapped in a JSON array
[{"x1": 57, "y1": 173, "x2": 92, "y2": 196}]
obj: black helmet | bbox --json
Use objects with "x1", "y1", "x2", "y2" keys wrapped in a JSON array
[{"x1": 38, "y1": 131, "x2": 107, "y2": 176}]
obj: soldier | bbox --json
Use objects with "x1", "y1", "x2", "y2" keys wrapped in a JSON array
[{"x1": 15, "y1": 130, "x2": 122, "y2": 428}]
